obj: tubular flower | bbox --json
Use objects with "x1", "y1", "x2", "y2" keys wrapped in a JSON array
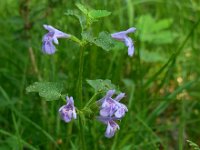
[
  {"x1": 59, "y1": 96, "x2": 77, "y2": 123},
  {"x1": 98, "y1": 90, "x2": 128, "y2": 118},
  {"x1": 42, "y1": 24, "x2": 70, "y2": 54},
  {"x1": 97, "y1": 116, "x2": 120, "y2": 138},
  {"x1": 105, "y1": 120, "x2": 120, "y2": 138},
  {"x1": 97, "y1": 90, "x2": 128, "y2": 138},
  {"x1": 111, "y1": 27, "x2": 136, "y2": 57},
  {"x1": 100, "y1": 97, "x2": 119, "y2": 117}
]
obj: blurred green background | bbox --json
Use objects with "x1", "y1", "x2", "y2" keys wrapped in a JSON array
[{"x1": 0, "y1": 0, "x2": 200, "y2": 149}]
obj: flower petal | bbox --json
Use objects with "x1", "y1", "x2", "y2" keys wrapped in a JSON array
[
  {"x1": 42, "y1": 41, "x2": 56, "y2": 54},
  {"x1": 115, "y1": 103, "x2": 128, "y2": 118},
  {"x1": 67, "y1": 96, "x2": 74, "y2": 105},
  {"x1": 114, "y1": 93, "x2": 125, "y2": 102},
  {"x1": 105, "y1": 122, "x2": 113, "y2": 138},
  {"x1": 106, "y1": 90, "x2": 115, "y2": 97},
  {"x1": 105, "y1": 120, "x2": 119, "y2": 138},
  {"x1": 111, "y1": 32, "x2": 127, "y2": 41},
  {"x1": 125, "y1": 37, "x2": 134, "y2": 56},
  {"x1": 128, "y1": 44, "x2": 134, "y2": 57},
  {"x1": 43, "y1": 24, "x2": 70, "y2": 39},
  {"x1": 111, "y1": 27, "x2": 136, "y2": 57},
  {"x1": 125, "y1": 27, "x2": 136, "y2": 34},
  {"x1": 97, "y1": 89, "x2": 115, "y2": 104},
  {"x1": 43, "y1": 24, "x2": 54, "y2": 32},
  {"x1": 73, "y1": 109, "x2": 77, "y2": 119},
  {"x1": 59, "y1": 96, "x2": 77, "y2": 123},
  {"x1": 96, "y1": 116, "x2": 109, "y2": 124},
  {"x1": 53, "y1": 37, "x2": 59, "y2": 44},
  {"x1": 54, "y1": 31, "x2": 71, "y2": 38},
  {"x1": 42, "y1": 24, "x2": 71, "y2": 54},
  {"x1": 100, "y1": 107, "x2": 111, "y2": 117},
  {"x1": 115, "y1": 107, "x2": 125, "y2": 118}
]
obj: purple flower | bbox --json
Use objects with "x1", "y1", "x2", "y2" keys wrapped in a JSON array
[
  {"x1": 111, "y1": 27, "x2": 136, "y2": 57},
  {"x1": 100, "y1": 98, "x2": 119, "y2": 117},
  {"x1": 59, "y1": 96, "x2": 77, "y2": 123},
  {"x1": 42, "y1": 24, "x2": 71, "y2": 54},
  {"x1": 97, "y1": 89, "x2": 115, "y2": 104},
  {"x1": 105, "y1": 119, "x2": 120, "y2": 138},
  {"x1": 114, "y1": 103, "x2": 128, "y2": 118},
  {"x1": 98, "y1": 90, "x2": 128, "y2": 119},
  {"x1": 97, "y1": 90, "x2": 128, "y2": 138},
  {"x1": 97, "y1": 116, "x2": 120, "y2": 138}
]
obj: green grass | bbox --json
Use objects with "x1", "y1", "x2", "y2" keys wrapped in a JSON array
[{"x1": 0, "y1": 0, "x2": 200, "y2": 149}]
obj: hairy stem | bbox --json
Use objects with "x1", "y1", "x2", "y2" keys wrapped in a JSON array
[
  {"x1": 76, "y1": 45, "x2": 86, "y2": 149},
  {"x1": 78, "y1": 115, "x2": 86, "y2": 150},
  {"x1": 77, "y1": 46, "x2": 85, "y2": 107},
  {"x1": 83, "y1": 92, "x2": 99, "y2": 110}
]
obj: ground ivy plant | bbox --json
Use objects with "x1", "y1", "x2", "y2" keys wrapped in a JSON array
[{"x1": 26, "y1": 3, "x2": 136, "y2": 148}]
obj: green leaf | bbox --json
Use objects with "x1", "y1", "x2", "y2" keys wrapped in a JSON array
[
  {"x1": 26, "y1": 82, "x2": 63, "y2": 101},
  {"x1": 81, "y1": 31, "x2": 94, "y2": 43},
  {"x1": 93, "y1": 32, "x2": 115, "y2": 51},
  {"x1": 187, "y1": 140, "x2": 200, "y2": 150},
  {"x1": 88, "y1": 10, "x2": 111, "y2": 19},
  {"x1": 136, "y1": 14, "x2": 175, "y2": 44},
  {"x1": 86, "y1": 79, "x2": 117, "y2": 93},
  {"x1": 65, "y1": 9, "x2": 86, "y2": 30},
  {"x1": 75, "y1": 3, "x2": 88, "y2": 15},
  {"x1": 82, "y1": 31, "x2": 116, "y2": 51},
  {"x1": 75, "y1": 3, "x2": 111, "y2": 24}
]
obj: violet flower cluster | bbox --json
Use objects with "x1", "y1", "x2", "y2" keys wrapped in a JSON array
[
  {"x1": 58, "y1": 90, "x2": 128, "y2": 138},
  {"x1": 97, "y1": 90, "x2": 128, "y2": 138}
]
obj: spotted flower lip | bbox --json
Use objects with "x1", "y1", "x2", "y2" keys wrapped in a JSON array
[
  {"x1": 42, "y1": 24, "x2": 71, "y2": 54},
  {"x1": 111, "y1": 27, "x2": 136, "y2": 57},
  {"x1": 59, "y1": 96, "x2": 77, "y2": 123}
]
